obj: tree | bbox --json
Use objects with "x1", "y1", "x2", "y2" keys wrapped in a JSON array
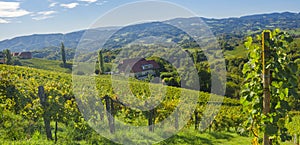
[
  {"x1": 61, "y1": 42, "x2": 66, "y2": 67},
  {"x1": 3, "y1": 49, "x2": 12, "y2": 65},
  {"x1": 241, "y1": 29, "x2": 298, "y2": 144},
  {"x1": 286, "y1": 115, "x2": 300, "y2": 145},
  {"x1": 196, "y1": 62, "x2": 211, "y2": 92},
  {"x1": 193, "y1": 50, "x2": 198, "y2": 63},
  {"x1": 11, "y1": 57, "x2": 22, "y2": 66},
  {"x1": 94, "y1": 60, "x2": 100, "y2": 74},
  {"x1": 98, "y1": 50, "x2": 105, "y2": 74}
]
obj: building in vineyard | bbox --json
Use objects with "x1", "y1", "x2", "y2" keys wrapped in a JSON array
[
  {"x1": 12, "y1": 51, "x2": 32, "y2": 59},
  {"x1": 118, "y1": 58, "x2": 160, "y2": 80}
]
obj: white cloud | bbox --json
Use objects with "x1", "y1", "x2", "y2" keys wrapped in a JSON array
[
  {"x1": 32, "y1": 11, "x2": 57, "y2": 21},
  {"x1": 60, "y1": 3, "x2": 79, "y2": 9},
  {"x1": 49, "y1": 2, "x2": 58, "y2": 7},
  {"x1": 96, "y1": 1, "x2": 108, "y2": 6},
  {"x1": 37, "y1": 11, "x2": 56, "y2": 16},
  {"x1": 32, "y1": 15, "x2": 54, "y2": 21},
  {"x1": 0, "y1": 18, "x2": 10, "y2": 23},
  {"x1": 79, "y1": 0, "x2": 97, "y2": 3},
  {"x1": 0, "y1": 1, "x2": 30, "y2": 17}
]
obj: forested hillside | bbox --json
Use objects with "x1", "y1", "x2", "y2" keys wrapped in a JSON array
[{"x1": 1, "y1": 12, "x2": 300, "y2": 52}]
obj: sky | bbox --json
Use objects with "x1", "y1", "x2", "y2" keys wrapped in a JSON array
[{"x1": 0, "y1": 0, "x2": 300, "y2": 41}]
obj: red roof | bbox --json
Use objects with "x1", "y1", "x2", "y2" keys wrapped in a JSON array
[
  {"x1": 12, "y1": 52, "x2": 32, "y2": 59},
  {"x1": 119, "y1": 58, "x2": 160, "y2": 73}
]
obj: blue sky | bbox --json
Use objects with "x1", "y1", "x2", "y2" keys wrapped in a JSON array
[{"x1": 0, "y1": 0, "x2": 300, "y2": 41}]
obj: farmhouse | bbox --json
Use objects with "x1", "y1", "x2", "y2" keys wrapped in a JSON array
[
  {"x1": 12, "y1": 52, "x2": 32, "y2": 59},
  {"x1": 118, "y1": 58, "x2": 160, "y2": 80}
]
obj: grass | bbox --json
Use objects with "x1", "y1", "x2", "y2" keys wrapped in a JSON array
[
  {"x1": 157, "y1": 128, "x2": 252, "y2": 145},
  {"x1": 1, "y1": 127, "x2": 296, "y2": 145},
  {"x1": 183, "y1": 45, "x2": 248, "y2": 60},
  {"x1": 20, "y1": 58, "x2": 112, "y2": 75},
  {"x1": 0, "y1": 129, "x2": 251, "y2": 145},
  {"x1": 287, "y1": 28, "x2": 300, "y2": 36},
  {"x1": 20, "y1": 58, "x2": 72, "y2": 74},
  {"x1": 224, "y1": 44, "x2": 248, "y2": 59}
]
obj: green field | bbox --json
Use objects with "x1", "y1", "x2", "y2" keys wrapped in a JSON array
[
  {"x1": 20, "y1": 58, "x2": 72, "y2": 74},
  {"x1": 19, "y1": 58, "x2": 112, "y2": 75},
  {"x1": 224, "y1": 44, "x2": 248, "y2": 59}
]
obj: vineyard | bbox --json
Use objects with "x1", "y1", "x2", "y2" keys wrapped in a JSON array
[
  {"x1": 0, "y1": 65, "x2": 252, "y2": 144},
  {"x1": 1, "y1": 28, "x2": 300, "y2": 145}
]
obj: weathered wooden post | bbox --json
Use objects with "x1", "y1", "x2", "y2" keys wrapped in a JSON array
[
  {"x1": 55, "y1": 121, "x2": 58, "y2": 143},
  {"x1": 148, "y1": 109, "x2": 155, "y2": 132},
  {"x1": 194, "y1": 111, "x2": 199, "y2": 130},
  {"x1": 262, "y1": 31, "x2": 271, "y2": 145},
  {"x1": 174, "y1": 108, "x2": 179, "y2": 130},
  {"x1": 104, "y1": 95, "x2": 115, "y2": 134},
  {"x1": 145, "y1": 101, "x2": 155, "y2": 132},
  {"x1": 110, "y1": 97, "x2": 115, "y2": 132},
  {"x1": 38, "y1": 86, "x2": 53, "y2": 140}
]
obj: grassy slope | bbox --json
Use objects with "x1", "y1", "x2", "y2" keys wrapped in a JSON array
[
  {"x1": 0, "y1": 129, "x2": 253, "y2": 145},
  {"x1": 0, "y1": 128, "x2": 295, "y2": 145},
  {"x1": 20, "y1": 58, "x2": 112, "y2": 75},
  {"x1": 0, "y1": 65, "x2": 248, "y2": 145},
  {"x1": 20, "y1": 58, "x2": 72, "y2": 74},
  {"x1": 158, "y1": 129, "x2": 252, "y2": 145},
  {"x1": 224, "y1": 43, "x2": 248, "y2": 59},
  {"x1": 0, "y1": 65, "x2": 295, "y2": 145}
]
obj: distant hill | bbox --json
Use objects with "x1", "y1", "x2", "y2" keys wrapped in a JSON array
[
  {"x1": 202, "y1": 12, "x2": 300, "y2": 35},
  {"x1": 0, "y1": 12, "x2": 300, "y2": 52},
  {"x1": 0, "y1": 28, "x2": 118, "y2": 52}
]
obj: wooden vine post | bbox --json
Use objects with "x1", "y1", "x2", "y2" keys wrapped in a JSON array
[
  {"x1": 38, "y1": 86, "x2": 53, "y2": 140},
  {"x1": 194, "y1": 111, "x2": 199, "y2": 130},
  {"x1": 262, "y1": 31, "x2": 271, "y2": 145},
  {"x1": 110, "y1": 96, "x2": 115, "y2": 132},
  {"x1": 104, "y1": 95, "x2": 115, "y2": 134},
  {"x1": 149, "y1": 109, "x2": 155, "y2": 132},
  {"x1": 145, "y1": 101, "x2": 155, "y2": 132},
  {"x1": 174, "y1": 108, "x2": 179, "y2": 130}
]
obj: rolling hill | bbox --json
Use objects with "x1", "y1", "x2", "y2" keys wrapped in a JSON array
[{"x1": 0, "y1": 12, "x2": 299, "y2": 53}]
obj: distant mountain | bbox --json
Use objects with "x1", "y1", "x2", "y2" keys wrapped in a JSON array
[
  {"x1": 203, "y1": 12, "x2": 300, "y2": 34},
  {"x1": 0, "y1": 28, "x2": 118, "y2": 52},
  {"x1": 1, "y1": 12, "x2": 300, "y2": 52},
  {"x1": 102, "y1": 22, "x2": 198, "y2": 49}
]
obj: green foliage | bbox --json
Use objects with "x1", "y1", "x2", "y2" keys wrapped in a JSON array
[
  {"x1": 226, "y1": 81, "x2": 240, "y2": 99},
  {"x1": 0, "y1": 65, "x2": 84, "y2": 142},
  {"x1": 286, "y1": 115, "x2": 300, "y2": 144},
  {"x1": 189, "y1": 49, "x2": 207, "y2": 63},
  {"x1": 0, "y1": 110, "x2": 30, "y2": 140},
  {"x1": 61, "y1": 42, "x2": 66, "y2": 67},
  {"x1": 32, "y1": 46, "x2": 75, "y2": 61},
  {"x1": 3, "y1": 49, "x2": 12, "y2": 65},
  {"x1": 241, "y1": 29, "x2": 298, "y2": 143},
  {"x1": 98, "y1": 50, "x2": 105, "y2": 74},
  {"x1": 11, "y1": 57, "x2": 22, "y2": 66},
  {"x1": 160, "y1": 72, "x2": 180, "y2": 87},
  {"x1": 195, "y1": 62, "x2": 211, "y2": 93},
  {"x1": 0, "y1": 64, "x2": 245, "y2": 143}
]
